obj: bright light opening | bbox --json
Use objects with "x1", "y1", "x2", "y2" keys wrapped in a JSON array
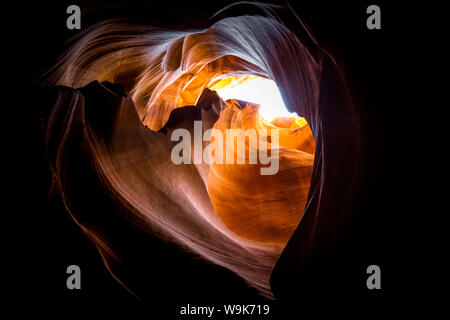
[{"x1": 213, "y1": 76, "x2": 298, "y2": 121}]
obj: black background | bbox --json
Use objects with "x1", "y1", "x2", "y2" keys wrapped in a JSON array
[{"x1": 6, "y1": 0, "x2": 413, "y2": 316}]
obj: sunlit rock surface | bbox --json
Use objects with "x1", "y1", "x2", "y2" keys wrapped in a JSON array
[{"x1": 207, "y1": 99, "x2": 314, "y2": 245}]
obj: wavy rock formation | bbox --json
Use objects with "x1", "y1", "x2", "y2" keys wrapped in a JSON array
[
  {"x1": 208, "y1": 98, "x2": 314, "y2": 245},
  {"x1": 40, "y1": 2, "x2": 360, "y2": 300}
]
